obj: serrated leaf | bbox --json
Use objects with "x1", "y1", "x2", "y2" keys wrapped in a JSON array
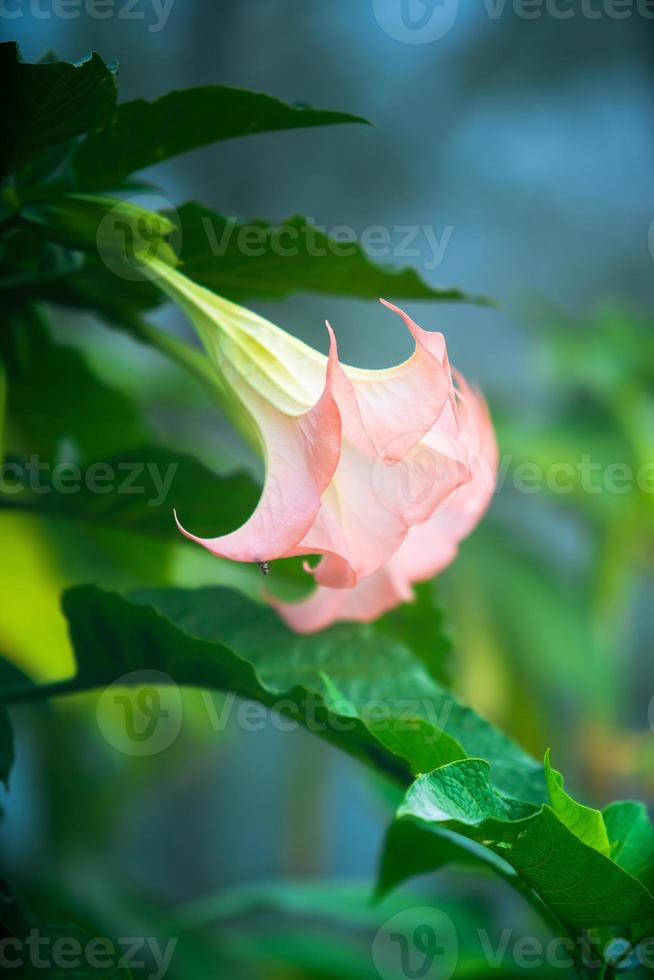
[
  {"x1": 2, "y1": 585, "x2": 546, "y2": 797},
  {"x1": 386, "y1": 759, "x2": 654, "y2": 929},
  {"x1": 35, "y1": 204, "x2": 483, "y2": 325},
  {"x1": 167, "y1": 204, "x2": 481, "y2": 302},
  {"x1": 0, "y1": 43, "x2": 117, "y2": 178},
  {"x1": 545, "y1": 749, "x2": 611, "y2": 856},
  {"x1": 71, "y1": 86, "x2": 368, "y2": 191}
]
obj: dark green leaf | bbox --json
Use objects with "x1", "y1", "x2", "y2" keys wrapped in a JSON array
[
  {"x1": 3, "y1": 584, "x2": 544, "y2": 796},
  {"x1": 38, "y1": 256, "x2": 162, "y2": 323},
  {"x1": 1, "y1": 308, "x2": 145, "y2": 460},
  {"x1": 30, "y1": 203, "x2": 483, "y2": 326},
  {"x1": 0, "y1": 446, "x2": 259, "y2": 541},
  {"x1": 0, "y1": 226, "x2": 84, "y2": 304},
  {"x1": 0, "y1": 43, "x2": 117, "y2": 178},
  {"x1": 21, "y1": 193, "x2": 177, "y2": 266},
  {"x1": 167, "y1": 204, "x2": 481, "y2": 302},
  {"x1": 71, "y1": 86, "x2": 368, "y2": 191},
  {"x1": 376, "y1": 818, "x2": 494, "y2": 899}
]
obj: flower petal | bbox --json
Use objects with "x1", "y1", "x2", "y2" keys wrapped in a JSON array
[
  {"x1": 174, "y1": 334, "x2": 342, "y2": 563},
  {"x1": 344, "y1": 300, "x2": 453, "y2": 461},
  {"x1": 286, "y1": 346, "x2": 470, "y2": 588}
]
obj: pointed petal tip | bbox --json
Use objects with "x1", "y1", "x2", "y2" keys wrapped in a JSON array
[{"x1": 323, "y1": 319, "x2": 339, "y2": 372}]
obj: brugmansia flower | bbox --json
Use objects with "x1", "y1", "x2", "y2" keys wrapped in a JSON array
[{"x1": 150, "y1": 260, "x2": 497, "y2": 632}]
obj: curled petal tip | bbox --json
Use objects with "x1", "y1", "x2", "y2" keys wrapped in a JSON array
[{"x1": 172, "y1": 507, "x2": 189, "y2": 536}]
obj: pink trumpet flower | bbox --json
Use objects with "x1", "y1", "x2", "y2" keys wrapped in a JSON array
[{"x1": 151, "y1": 261, "x2": 498, "y2": 632}]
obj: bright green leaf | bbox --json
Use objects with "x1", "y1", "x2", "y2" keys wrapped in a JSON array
[
  {"x1": 604, "y1": 800, "x2": 654, "y2": 879},
  {"x1": 544, "y1": 749, "x2": 611, "y2": 856},
  {"x1": 387, "y1": 759, "x2": 654, "y2": 929}
]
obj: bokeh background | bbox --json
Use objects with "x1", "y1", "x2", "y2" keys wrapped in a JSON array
[{"x1": 1, "y1": 2, "x2": 653, "y2": 974}]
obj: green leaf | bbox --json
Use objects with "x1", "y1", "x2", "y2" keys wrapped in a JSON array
[
  {"x1": 377, "y1": 580, "x2": 452, "y2": 687},
  {"x1": 32, "y1": 203, "x2": 483, "y2": 326},
  {"x1": 0, "y1": 446, "x2": 259, "y2": 541},
  {"x1": 71, "y1": 86, "x2": 368, "y2": 191},
  {"x1": 376, "y1": 818, "x2": 495, "y2": 899},
  {"x1": 38, "y1": 256, "x2": 162, "y2": 324},
  {"x1": 0, "y1": 43, "x2": 117, "y2": 178},
  {"x1": 3, "y1": 584, "x2": 544, "y2": 797},
  {"x1": 22, "y1": 192, "x2": 177, "y2": 267},
  {"x1": 166, "y1": 203, "x2": 481, "y2": 302},
  {"x1": 604, "y1": 800, "x2": 654, "y2": 878},
  {"x1": 1, "y1": 308, "x2": 145, "y2": 460},
  {"x1": 0, "y1": 226, "x2": 84, "y2": 303},
  {"x1": 544, "y1": 749, "x2": 611, "y2": 856},
  {"x1": 387, "y1": 759, "x2": 654, "y2": 929},
  {"x1": 0, "y1": 881, "x2": 134, "y2": 980}
]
